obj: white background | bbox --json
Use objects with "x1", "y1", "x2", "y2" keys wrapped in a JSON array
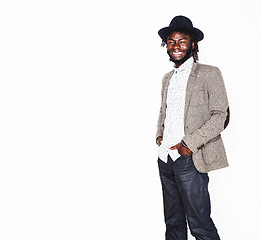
[{"x1": 0, "y1": 0, "x2": 260, "y2": 239}]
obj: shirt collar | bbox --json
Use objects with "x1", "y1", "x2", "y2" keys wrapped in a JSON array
[{"x1": 173, "y1": 57, "x2": 194, "y2": 73}]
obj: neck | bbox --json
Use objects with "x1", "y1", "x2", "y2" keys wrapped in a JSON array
[{"x1": 174, "y1": 56, "x2": 193, "y2": 69}]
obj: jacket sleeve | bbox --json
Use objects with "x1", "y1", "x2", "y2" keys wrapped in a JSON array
[{"x1": 182, "y1": 67, "x2": 229, "y2": 154}]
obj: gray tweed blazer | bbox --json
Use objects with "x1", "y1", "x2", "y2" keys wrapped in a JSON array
[{"x1": 156, "y1": 62, "x2": 229, "y2": 173}]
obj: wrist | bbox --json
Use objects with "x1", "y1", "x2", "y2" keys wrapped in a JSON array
[{"x1": 181, "y1": 140, "x2": 189, "y2": 149}]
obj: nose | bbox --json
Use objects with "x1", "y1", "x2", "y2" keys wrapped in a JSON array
[{"x1": 173, "y1": 42, "x2": 180, "y2": 49}]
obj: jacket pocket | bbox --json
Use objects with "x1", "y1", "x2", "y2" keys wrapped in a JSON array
[{"x1": 201, "y1": 135, "x2": 223, "y2": 165}]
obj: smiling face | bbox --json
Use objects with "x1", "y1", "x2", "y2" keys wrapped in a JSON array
[{"x1": 167, "y1": 31, "x2": 194, "y2": 68}]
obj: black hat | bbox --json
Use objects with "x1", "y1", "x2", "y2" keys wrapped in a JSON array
[{"x1": 158, "y1": 15, "x2": 204, "y2": 42}]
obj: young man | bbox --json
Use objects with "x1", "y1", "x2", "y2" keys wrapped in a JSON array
[{"x1": 156, "y1": 16, "x2": 229, "y2": 240}]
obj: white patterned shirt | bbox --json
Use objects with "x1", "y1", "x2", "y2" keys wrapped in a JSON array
[{"x1": 158, "y1": 57, "x2": 194, "y2": 162}]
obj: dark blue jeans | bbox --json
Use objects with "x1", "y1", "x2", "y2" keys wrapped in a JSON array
[{"x1": 158, "y1": 155, "x2": 220, "y2": 240}]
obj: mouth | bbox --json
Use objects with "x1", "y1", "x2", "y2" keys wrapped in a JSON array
[{"x1": 171, "y1": 51, "x2": 183, "y2": 56}]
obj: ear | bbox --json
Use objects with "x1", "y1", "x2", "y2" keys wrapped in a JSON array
[{"x1": 191, "y1": 40, "x2": 195, "y2": 49}]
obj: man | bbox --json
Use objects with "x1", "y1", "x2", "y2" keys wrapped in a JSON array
[{"x1": 156, "y1": 16, "x2": 229, "y2": 240}]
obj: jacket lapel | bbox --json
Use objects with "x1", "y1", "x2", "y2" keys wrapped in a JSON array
[
  {"x1": 184, "y1": 62, "x2": 198, "y2": 121},
  {"x1": 162, "y1": 70, "x2": 174, "y2": 107}
]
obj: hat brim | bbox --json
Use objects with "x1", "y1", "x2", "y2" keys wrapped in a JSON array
[{"x1": 158, "y1": 26, "x2": 204, "y2": 42}]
